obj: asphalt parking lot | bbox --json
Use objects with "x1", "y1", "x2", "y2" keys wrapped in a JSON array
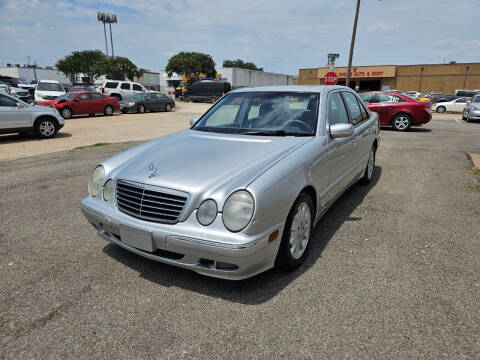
[{"x1": 1, "y1": 114, "x2": 479, "y2": 358}]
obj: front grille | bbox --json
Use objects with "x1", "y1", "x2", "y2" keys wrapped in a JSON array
[{"x1": 115, "y1": 180, "x2": 188, "y2": 224}]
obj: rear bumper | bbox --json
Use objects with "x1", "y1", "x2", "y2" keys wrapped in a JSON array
[{"x1": 81, "y1": 197, "x2": 282, "y2": 280}]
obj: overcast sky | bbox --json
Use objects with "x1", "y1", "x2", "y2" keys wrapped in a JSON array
[{"x1": 1, "y1": 0, "x2": 479, "y2": 75}]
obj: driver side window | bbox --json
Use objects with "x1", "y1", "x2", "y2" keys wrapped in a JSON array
[
  {"x1": 0, "y1": 94, "x2": 18, "y2": 107},
  {"x1": 328, "y1": 92, "x2": 349, "y2": 125}
]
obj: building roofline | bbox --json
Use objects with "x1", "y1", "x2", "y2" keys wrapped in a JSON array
[{"x1": 299, "y1": 61, "x2": 480, "y2": 71}]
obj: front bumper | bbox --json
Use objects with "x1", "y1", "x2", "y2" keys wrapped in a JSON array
[
  {"x1": 81, "y1": 196, "x2": 282, "y2": 280},
  {"x1": 467, "y1": 109, "x2": 480, "y2": 120},
  {"x1": 120, "y1": 104, "x2": 135, "y2": 112}
]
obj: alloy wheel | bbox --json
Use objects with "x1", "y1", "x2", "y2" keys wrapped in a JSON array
[
  {"x1": 289, "y1": 202, "x2": 311, "y2": 260},
  {"x1": 39, "y1": 121, "x2": 55, "y2": 137},
  {"x1": 62, "y1": 108, "x2": 71, "y2": 119},
  {"x1": 394, "y1": 116, "x2": 410, "y2": 130}
]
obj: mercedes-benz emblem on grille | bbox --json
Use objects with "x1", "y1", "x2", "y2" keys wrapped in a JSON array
[{"x1": 148, "y1": 162, "x2": 157, "y2": 178}]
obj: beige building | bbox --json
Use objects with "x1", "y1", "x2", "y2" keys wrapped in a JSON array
[{"x1": 296, "y1": 62, "x2": 480, "y2": 94}]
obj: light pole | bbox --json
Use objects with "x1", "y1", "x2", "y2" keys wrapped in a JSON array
[
  {"x1": 346, "y1": 0, "x2": 361, "y2": 89},
  {"x1": 97, "y1": 12, "x2": 118, "y2": 58}
]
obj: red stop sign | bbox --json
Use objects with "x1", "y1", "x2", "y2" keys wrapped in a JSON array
[{"x1": 324, "y1": 72, "x2": 338, "y2": 85}]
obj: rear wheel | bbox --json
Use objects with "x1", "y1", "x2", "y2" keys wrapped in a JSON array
[
  {"x1": 210, "y1": 96, "x2": 217, "y2": 104},
  {"x1": 34, "y1": 117, "x2": 59, "y2": 139},
  {"x1": 392, "y1": 114, "x2": 412, "y2": 131},
  {"x1": 104, "y1": 105, "x2": 114, "y2": 116},
  {"x1": 165, "y1": 103, "x2": 172, "y2": 112},
  {"x1": 275, "y1": 193, "x2": 314, "y2": 271},
  {"x1": 183, "y1": 96, "x2": 190, "y2": 103},
  {"x1": 137, "y1": 104, "x2": 145, "y2": 113},
  {"x1": 61, "y1": 107, "x2": 72, "y2": 119},
  {"x1": 436, "y1": 106, "x2": 446, "y2": 113}
]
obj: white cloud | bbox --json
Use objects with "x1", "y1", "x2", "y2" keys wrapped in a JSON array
[{"x1": 366, "y1": 21, "x2": 399, "y2": 32}]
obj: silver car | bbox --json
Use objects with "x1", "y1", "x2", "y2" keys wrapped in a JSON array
[
  {"x1": 0, "y1": 91, "x2": 64, "y2": 138},
  {"x1": 462, "y1": 95, "x2": 480, "y2": 122},
  {"x1": 81, "y1": 86, "x2": 379, "y2": 280}
]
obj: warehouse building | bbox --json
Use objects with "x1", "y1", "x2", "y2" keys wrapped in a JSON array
[{"x1": 296, "y1": 62, "x2": 480, "y2": 94}]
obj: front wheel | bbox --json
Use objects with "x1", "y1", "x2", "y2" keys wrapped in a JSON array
[
  {"x1": 165, "y1": 103, "x2": 172, "y2": 112},
  {"x1": 392, "y1": 114, "x2": 412, "y2": 131},
  {"x1": 34, "y1": 118, "x2": 59, "y2": 139},
  {"x1": 360, "y1": 146, "x2": 376, "y2": 185},
  {"x1": 137, "y1": 104, "x2": 145, "y2": 113},
  {"x1": 275, "y1": 193, "x2": 314, "y2": 271},
  {"x1": 61, "y1": 107, "x2": 72, "y2": 119},
  {"x1": 436, "y1": 106, "x2": 446, "y2": 113}
]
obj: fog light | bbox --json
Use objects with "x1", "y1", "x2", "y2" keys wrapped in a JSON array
[{"x1": 215, "y1": 261, "x2": 239, "y2": 270}]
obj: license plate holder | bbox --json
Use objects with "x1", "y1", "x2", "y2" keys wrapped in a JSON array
[{"x1": 119, "y1": 225, "x2": 154, "y2": 252}]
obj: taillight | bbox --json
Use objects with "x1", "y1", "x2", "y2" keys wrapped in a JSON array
[{"x1": 101, "y1": 87, "x2": 104, "y2": 94}]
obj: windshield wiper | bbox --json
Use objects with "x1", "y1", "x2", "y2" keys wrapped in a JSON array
[{"x1": 242, "y1": 130, "x2": 312, "y2": 137}]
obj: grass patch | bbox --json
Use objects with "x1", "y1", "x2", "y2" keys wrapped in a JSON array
[
  {"x1": 468, "y1": 185, "x2": 480, "y2": 191},
  {"x1": 465, "y1": 169, "x2": 480, "y2": 177},
  {"x1": 75, "y1": 142, "x2": 112, "y2": 150}
]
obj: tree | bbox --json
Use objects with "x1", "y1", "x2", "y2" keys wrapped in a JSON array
[
  {"x1": 94, "y1": 56, "x2": 144, "y2": 81},
  {"x1": 56, "y1": 50, "x2": 106, "y2": 84},
  {"x1": 166, "y1": 52, "x2": 216, "y2": 85},
  {"x1": 223, "y1": 59, "x2": 263, "y2": 71}
]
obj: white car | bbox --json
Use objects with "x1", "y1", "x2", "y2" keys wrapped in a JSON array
[
  {"x1": 34, "y1": 80, "x2": 66, "y2": 102},
  {"x1": 100, "y1": 80, "x2": 147, "y2": 101},
  {"x1": 431, "y1": 97, "x2": 469, "y2": 113},
  {"x1": 405, "y1": 91, "x2": 421, "y2": 99}
]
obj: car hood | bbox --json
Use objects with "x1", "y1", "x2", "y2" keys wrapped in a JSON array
[
  {"x1": 106, "y1": 129, "x2": 312, "y2": 205},
  {"x1": 36, "y1": 100, "x2": 59, "y2": 106},
  {"x1": 119, "y1": 99, "x2": 137, "y2": 105},
  {"x1": 35, "y1": 90, "x2": 65, "y2": 96}
]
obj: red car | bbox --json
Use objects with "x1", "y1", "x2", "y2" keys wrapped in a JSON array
[
  {"x1": 359, "y1": 91, "x2": 431, "y2": 131},
  {"x1": 36, "y1": 91, "x2": 119, "y2": 119}
]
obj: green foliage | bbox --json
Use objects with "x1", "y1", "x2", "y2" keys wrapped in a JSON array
[
  {"x1": 56, "y1": 51, "x2": 144, "y2": 83},
  {"x1": 94, "y1": 56, "x2": 144, "y2": 81},
  {"x1": 166, "y1": 52, "x2": 216, "y2": 85},
  {"x1": 223, "y1": 59, "x2": 263, "y2": 71}
]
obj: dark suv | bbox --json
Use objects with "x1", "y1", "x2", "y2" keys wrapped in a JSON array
[{"x1": 184, "y1": 81, "x2": 231, "y2": 103}]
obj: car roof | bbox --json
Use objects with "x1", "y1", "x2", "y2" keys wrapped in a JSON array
[
  {"x1": 229, "y1": 85, "x2": 352, "y2": 94},
  {"x1": 38, "y1": 79, "x2": 60, "y2": 83}
]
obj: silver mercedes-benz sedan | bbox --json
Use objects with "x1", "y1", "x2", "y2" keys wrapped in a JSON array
[{"x1": 81, "y1": 85, "x2": 379, "y2": 280}]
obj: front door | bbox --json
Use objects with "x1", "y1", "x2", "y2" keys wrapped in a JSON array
[
  {"x1": 0, "y1": 94, "x2": 31, "y2": 129},
  {"x1": 323, "y1": 91, "x2": 355, "y2": 206}
]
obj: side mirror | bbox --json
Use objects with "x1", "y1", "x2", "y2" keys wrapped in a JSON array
[
  {"x1": 330, "y1": 123, "x2": 354, "y2": 139},
  {"x1": 190, "y1": 117, "x2": 198, "y2": 126},
  {"x1": 17, "y1": 102, "x2": 24, "y2": 109}
]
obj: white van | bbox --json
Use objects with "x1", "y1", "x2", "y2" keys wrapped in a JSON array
[{"x1": 34, "y1": 80, "x2": 66, "y2": 102}]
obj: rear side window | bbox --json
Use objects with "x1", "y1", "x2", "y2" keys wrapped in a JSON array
[
  {"x1": 91, "y1": 93, "x2": 104, "y2": 99},
  {"x1": 105, "y1": 82, "x2": 118, "y2": 88},
  {"x1": 327, "y1": 92, "x2": 349, "y2": 125},
  {"x1": 120, "y1": 83, "x2": 130, "y2": 90},
  {"x1": 342, "y1": 92, "x2": 363, "y2": 125},
  {"x1": 357, "y1": 99, "x2": 369, "y2": 120},
  {"x1": 377, "y1": 93, "x2": 406, "y2": 103},
  {"x1": 359, "y1": 93, "x2": 376, "y2": 104},
  {"x1": 132, "y1": 84, "x2": 143, "y2": 91}
]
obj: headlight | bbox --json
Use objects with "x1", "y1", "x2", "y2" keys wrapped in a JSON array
[
  {"x1": 103, "y1": 179, "x2": 115, "y2": 201},
  {"x1": 88, "y1": 165, "x2": 105, "y2": 197},
  {"x1": 222, "y1": 190, "x2": 254, "y2": 232},
  {"x1": 196, "y1": 199, "x2": 217, "y2": 226},
  {"x1": 128, "y1": 102, "x2": 135, "y2": 106}
]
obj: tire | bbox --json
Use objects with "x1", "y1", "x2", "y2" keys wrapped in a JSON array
[
  {"x1": 462, "y1": 114, "x2": 466, "y2": 120},
  {"x1": 391, "y1": 114, "x2": 412, "y2": 131},
  {"x1": 88, "y1": 114, "x2": 95, "y2": 117},
  {"x1": 275, "y1": 193, "x2": 314, "y2": 271},
  {"x1": 104, "y1": 105, "x2": 114, "y2": 116},
  {"x1": 34, "y1": 117, "x2": 59, "y2": 139},
  {"x1": 165, "y1": 103, "x2": 172, "y2": 112},
  {"x1": 111, "y1": 94, "x2": 122, "y2": 101},
  {"x1": 436, "y1": 106, "x2": 446, "y2": 113},
  {"x1": 183, "y1": 96, "x2": 190, "y2": 103},
  {"x1": 137, "y1": 104, "x2": 145, "y2": 113},
  {"x1": 210, "y1": 96, "x2": 217, "y2": 104},
  {"x1": 121, "y1": 110, "x2": 128, "y2": 114},
  {"x1": 61, "y1": 107, "x2": 72, "y2": 119},
  {"x1": 360, "y1": 145, "x2": 376, "y2": 185}
]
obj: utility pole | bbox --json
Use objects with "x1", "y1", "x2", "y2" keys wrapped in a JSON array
[
  {"x1": 103, "y1": 22, "x2": 109, "y2": 57},
  {"x1": 346, "y1": 0, "x2": 361, "y2": 89},
  {"x1": 109, "y1": 22, "x2": 114, "y2": 58},
  {"x1": 33, "y1": 60, "x2": 37, "y2": 80},
  {"x1": 26, "y1": 56, "x2": 31, "y2": 66}
]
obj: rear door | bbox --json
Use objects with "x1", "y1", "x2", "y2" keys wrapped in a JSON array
[
  {"x1": 119, "y1": 83, "x2": 131, "y2": 100},
  {"x1": 453, "y1": 98, "x2": 467, "y2": 112},
  {"x1": 132, "y1": 83, "x2": 144, "y2": 98},
  {"x1": 73, "y1": 93, "x2": 94, "y2": 115},
  {"x1": 90, "y1": 93, "x2": 106, "y2": 113},
  {"x1": 0, "y1": 94, "x2": 31, "y2": 129}
]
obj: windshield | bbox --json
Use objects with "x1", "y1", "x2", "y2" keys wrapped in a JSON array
[
  {"x1": 57, "y1": 93, "x2": 76, "y2": 101},
  {"x1": 192, "y1": 92, "x2": 319, "y2": 136},
  {"x1": 37, "y1": 82, "x2": 64, "y2": 92},
  {"x1": 472, "y1": 96, "x2": 480, "y2": 103},
  {"x1": 133, "y1": 93, "x2": 145, "y2": 100}
]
